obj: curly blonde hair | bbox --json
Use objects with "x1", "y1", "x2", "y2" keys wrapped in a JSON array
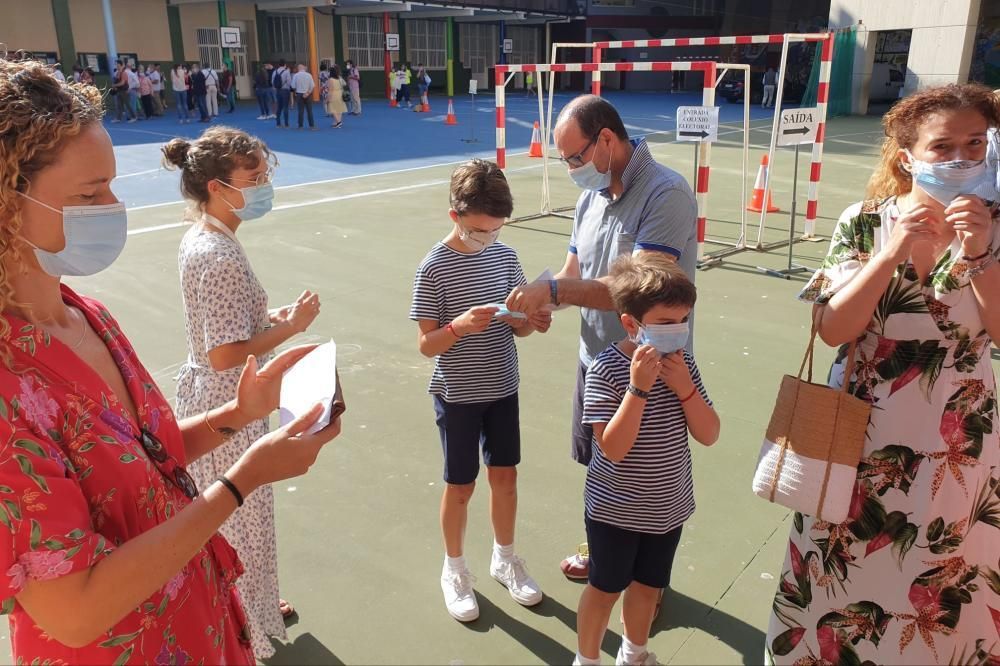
[
  {"x1": 0, "y1": 58, "x2": 104, "y2": 355},
  {"x1": 866, "y1": 83, "x2": 1000, "y2": 200}
]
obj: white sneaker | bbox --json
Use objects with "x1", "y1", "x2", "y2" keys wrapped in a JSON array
[
  {"x1": 256, "y1": 114, "x2": 266, "y2": 120},
  {"x1": 490, "y1": 553, "x2": 543, "y2": 606},
  {"x1": 615, "y1": 647, "x2": 661, "y2": 666},
  {"x1": 441, "y1": 567, "x2": 479, "y2": 622}
]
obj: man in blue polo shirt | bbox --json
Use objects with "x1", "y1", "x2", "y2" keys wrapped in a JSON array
[{"x1": 505, "y1": 94, "x2": 698, "y2": 585}]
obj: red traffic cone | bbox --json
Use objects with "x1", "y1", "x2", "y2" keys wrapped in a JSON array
[
  {"x1": 422, "y1": 101, "x2": 430, "y2": 113},
  {"x1": 747, "y1": 153, "x2": 780, "y2": 213},
  {"x1": 528, "y1": 121, "x2": 543, "y2": 158},
  {"x1": 445, "y1": 98, "x2": 458, "y2": 125}
]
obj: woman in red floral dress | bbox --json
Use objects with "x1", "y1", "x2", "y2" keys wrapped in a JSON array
[{"x1": 0, "y1": 59, "x2": 341, "y2": 664}]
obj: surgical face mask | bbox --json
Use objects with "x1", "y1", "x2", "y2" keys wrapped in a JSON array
[
  {"x1": 633, "y1": 322, "x2": 689, "y2": 355},
  {"x1": 458, "y1": 225, "x2": 500, "y2": 251},
  {"x1": 904, "y1": 150, "x2": 990, "y2": 205},
  {"x1": 217, "y1": 180, "x2": 274, "y2": 221},
  {"x1": 568, "y1": 141, "x2": 613, "y2": 191},
  {"x1": 17, "y1": 192, "x2": 127, "y2": 277}
]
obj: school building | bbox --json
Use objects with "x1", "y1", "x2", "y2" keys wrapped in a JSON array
[{"x1": 8, "y1": 0, "x2": 995, "y2": 113}]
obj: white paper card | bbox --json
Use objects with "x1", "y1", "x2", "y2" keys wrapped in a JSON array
[
  {"x1": 486, "y1": 303, "x2": 527, "y2": 319},
  {"x1": 279, "y1": 340, "x2": 337, "y2": 435}
]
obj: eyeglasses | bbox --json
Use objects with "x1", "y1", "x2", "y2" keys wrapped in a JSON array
[
  {"x1": 230, "y1": 166, "x2": 274, "y2": 188},
  {"x1": 138, "y1": 428, "x2": 199, "y2": 499},
  {"x1": 557, "y1": 136, "x2": 598, "y2": 169}
]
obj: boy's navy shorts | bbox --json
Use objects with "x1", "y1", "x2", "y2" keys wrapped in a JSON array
[
  {"x1": 585, "y1": 516, "x2": 683, "y2": 594},
  {"x1": 433, "y1": 393, "x2": 520, "y2": 485}
]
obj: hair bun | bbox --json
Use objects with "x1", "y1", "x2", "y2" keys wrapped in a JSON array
[{"x1": 161, "y1": 138, "x2": 192, "y2": 169}]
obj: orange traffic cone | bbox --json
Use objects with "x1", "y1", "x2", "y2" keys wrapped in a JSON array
[
  {"x1": 528, "y1": 121, "x2": 543, "y2": 158},
  {"x1": 422, "y1": 101, "x2": 430, "y2": 113},
  {"x1": 445, "y1": 98, "x2": 458, "y2": 125},
  {"x1": 747, "y1": 153, "x2": 780, "y2": 213},
  {"x1": 389, "y1": 95, "x2": 398, "y2": 108}
]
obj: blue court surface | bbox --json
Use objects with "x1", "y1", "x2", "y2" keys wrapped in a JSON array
[{"x1": 108, "y1": 91, "x2": 789, "y2": 210}]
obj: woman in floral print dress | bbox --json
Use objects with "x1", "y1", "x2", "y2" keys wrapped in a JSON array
[
  {"x1": 162, "y1": 127, "x2": 321, "y2": 660},
  {"x1": 0, "y1": 60, "x2": 340, "y2": 665},
  {"x1": 766, "y1": 84, "x2": 1000, "y2": 665}
]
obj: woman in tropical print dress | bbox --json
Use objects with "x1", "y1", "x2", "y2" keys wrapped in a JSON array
[
  {"x1": 162, "y1": 127, "x2": 322, "y2": 660},
  {"x1": 0, "y1": 59, "x2": 340, "y2": 665},
  {"x1": 766, "y1": 84, "x2": 1000, "y2": 665}
]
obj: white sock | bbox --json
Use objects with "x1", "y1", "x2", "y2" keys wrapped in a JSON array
[
  {"x1": 444, "y1": 554, "x2": 466, "y2": 573},
  {"x1": 494, "y1": 541, "x2": 514, "y2": 561},
  {"x1": 621, "y1": 635, "x2": 647, "y2": 663},
  {"x1": 574, "y1": 652, "x2": 601, "y2": 665}
]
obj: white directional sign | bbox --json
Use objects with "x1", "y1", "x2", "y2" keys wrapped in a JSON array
[
  {"x1": 468, "y1": 79, "x2": 478, "y2": 95},
  {"x1": 777, "y1": 107, "x2": 819, "y2": 146},
  {"x1": 676, "y1": 106, "x2": 719, "y2": 143}
]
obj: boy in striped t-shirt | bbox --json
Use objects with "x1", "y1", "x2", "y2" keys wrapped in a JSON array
[
  {"x1": 409, "y1": 159, "x2": 550, "y2": 623},
  {"x1": 575, "y1": 254, "x2": 720, "y2": 666}
]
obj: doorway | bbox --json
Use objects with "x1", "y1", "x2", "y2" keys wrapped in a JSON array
[
  {"x1": 868, "y1": 29, "x2": 911, "y2": 114},
  {"x1": 229, "y1": 20, "x2": 253, "y2": 99}
]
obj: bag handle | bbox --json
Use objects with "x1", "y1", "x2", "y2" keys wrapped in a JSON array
[{"x1": 797, "y1": 305, "x2": 858, "y2": 394}]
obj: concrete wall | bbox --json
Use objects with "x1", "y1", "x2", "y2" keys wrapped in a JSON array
[
  {"x1": 3, "y1": 3, "x2": 58, "y2": 55},
  {"x1": 830, "y1": 0, "x2": 983, "y2": 113},
  {"x1": 178, "y1": 3, "x2": 220, "y2": 63},
  {"x1": 69, "y1": 0, "x2": 172, "y2": 61}
]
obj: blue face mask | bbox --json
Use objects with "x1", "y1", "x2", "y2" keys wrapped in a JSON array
[
  {"x1": 568, "y1": 142, "x2": 613, "y2": 192},
  {"x1": 218, "y1": 181, "x2": 274, "y2": 221},
  {"x1": 635, "y1": 322, "x2": 689, "y2": 355},
  {"x1": 905, "y1": 151, "x2": 989, "y2": 205},
  {"x1": 18, "y1": 193, "x2": 127, "y2": 277}
]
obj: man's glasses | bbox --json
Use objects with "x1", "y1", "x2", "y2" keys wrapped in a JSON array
[
  {"x1": 557, "y1": 137, "x2": 597, "y2": 169},
  {"x1": 138, "y1": 428, "x2": 199, "y2": 499}
]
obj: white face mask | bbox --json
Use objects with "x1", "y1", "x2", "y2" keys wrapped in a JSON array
[
  {"x1": 903, "y1": 149, "x2": 990, "y2": 205},
  {"x1": 568, "y1": 141, "x2": 614, "y2": 192},
  {"x1": 17, "y1": 192, "x2": 127, "y2": 277},
  {"x1": 458, "y1": 225, "x2": 500, "y2": 251}
]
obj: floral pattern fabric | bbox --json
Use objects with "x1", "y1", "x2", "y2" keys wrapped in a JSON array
[
  {"x1": 767, "y1": 198, "x2": 1000, "y2": 665},
  {"x1": 175, "y1": 220, "x2": 283, "y2": 660},
  {"x1": 0, "y1": 285, "x2": 252, "y2": 665}
]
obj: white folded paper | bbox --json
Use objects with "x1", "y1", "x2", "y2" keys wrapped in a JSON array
[{"x1": 279, "y1": 340, "x2": 338, "y2": 435}]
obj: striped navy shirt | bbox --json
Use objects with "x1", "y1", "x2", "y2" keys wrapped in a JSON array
[
  {"x1": 409, "y1": 241, "x2": 527, "y2": 403},
  {"x1": 582, "y1": 344, "x2": 711, "y2": 534}
]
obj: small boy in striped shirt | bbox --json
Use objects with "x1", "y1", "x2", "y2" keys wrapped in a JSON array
[
  {"x1": 575, "y1": 253, "x2": 720, "y2": 666},
  {"x1": 409, "y1": 159, "x2": 550, "y2": 623}
]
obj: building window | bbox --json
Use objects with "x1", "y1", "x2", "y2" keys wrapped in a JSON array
[
  {"x1": 506, "y1": 26, "x2": 539, "y2": 65},
  {"x1": 196, "y1": 28, "x2": 223, "y2": 69},
  {"x1": 459, "y1": 23, "x2": 497, "y2": 83},
  {"x1": 406, "y1": 19, "x2": 446, "y2": 68},
  {"x1": 347, "y1": 15, "x2": 399, "y2": 69},
  {"x1": 266, "y1": 15, "x2": 307, "y2": 63}
]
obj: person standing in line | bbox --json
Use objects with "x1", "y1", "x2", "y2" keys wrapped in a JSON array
[
  {"x1": 318, "y1": 62, "x2": 330, "y2": 116},
  {"x1": 416, "y1": 63, "x2": 430, "y2": 111},
  {"x1": 762, "y1": 67, "x2": 777, "y2": 109},
  {"x1": 111, "y1": 61, "x2": 135, "y2": 123},
  {"x1": 525, "y1": 71, "x2": 535, "y2": 97},
  {"x1": 80, "y1": 66, "x2": 95, "y2": 86},
  {"x1": 401, "y1": 61, "x2": 413, "y2": 108},
  {"x1": 153, "y1": 63, "x2": 167, "y2": 109},
  {"x1": 264, "y1": 63, "x2": 277, "y2": 118},
  {"x1": 254, "y1": 65, "x2": 271, "y2": 120},
  {"x1": 220, "y1": 62, "x2": 236, "y2": 114},
  {"x1": 172, "y1": 63, "x2": 191, "y2": 123},
  {"x1": 50, "y1": 63, "x2": 65, "y2": 83},
  {"x1": 126, "y1": 63, "x2": 142, "y2": 119},
  {"x1": 190, "y1": 63, "x2": 210, "y2": 123},
  {"x1": 291, "y1": 63, "x2": 316, "y2": 130},
  {"x1": 325, "y1": 64, "x2": 347, "y2": 129},
  {"x1": 346, "y1": 59, "x2": 361, "y2": 115},
  {"x1": 138, "y1": 69, "x2": 156, "y2": 120},
  {"x1": 273, "y1": 60, "x2": 292, "y2": 128},
  {"x1": 203, "y1": 63, "x2": 220, "y2": 118},
  {"x1": 410, "y1": 159, "x2": 549, "y2": 623},
  {"x1": 162, "y1": 127, "x2": 324, "y2": 661},
  {"x1": 72, "y1": 63, "x2": 83, "y2": 83}
]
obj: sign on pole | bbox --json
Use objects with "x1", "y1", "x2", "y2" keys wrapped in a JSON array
[
  {"x1": 385, "y1": 33, "x2": 400, "y2": 51},
  {"x1": 777, "y1": 107, "x2": 819, "y2": 146},
  {"x1": 469, "y1": 79, "x2": 478, "y2": 95},
  {"x1": 676, "y1": 106, "x2": 719, "y2": 142},
  {"x1": 220, "y1": 26, "x2": 241, "y2": 48},
  {"x1": 503, "y1": 39, "x2": 513, "y2": 54}
]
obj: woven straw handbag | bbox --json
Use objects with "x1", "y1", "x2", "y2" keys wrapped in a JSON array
[{"x1": 752, "y1": 309, "x2": 871, "y2": 524}]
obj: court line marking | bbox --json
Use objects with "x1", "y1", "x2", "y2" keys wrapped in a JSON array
[{"x1": 116, "y1": 167, "x2": 163, "y2": 179}]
